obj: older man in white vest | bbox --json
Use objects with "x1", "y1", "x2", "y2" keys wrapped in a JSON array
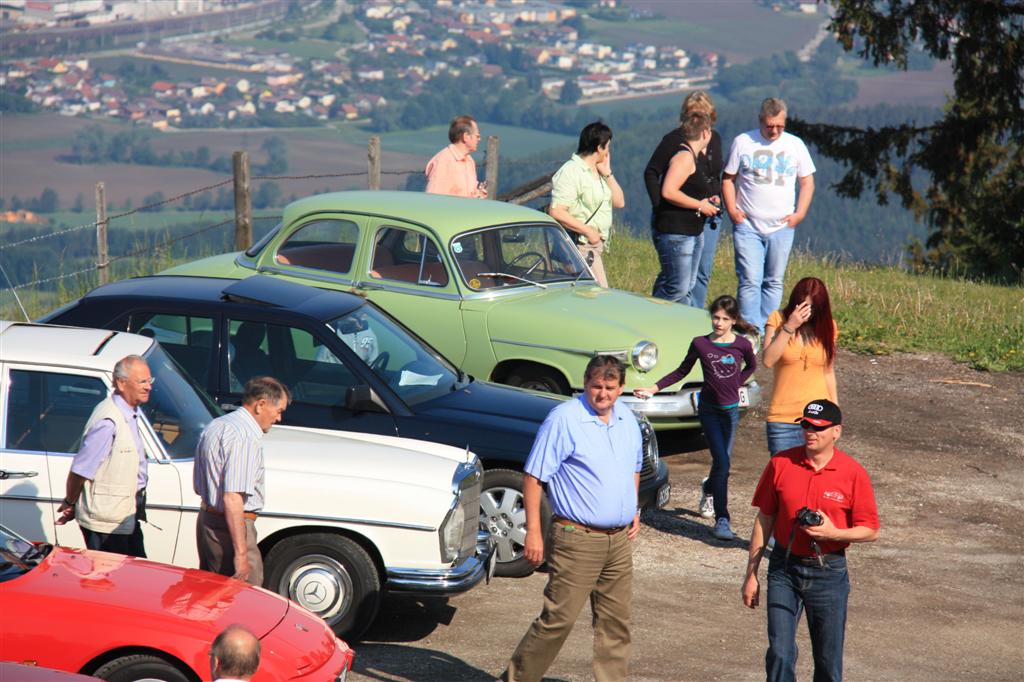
[{"x1": 57, "y1": 355, "x2": 153, "y2": 557}]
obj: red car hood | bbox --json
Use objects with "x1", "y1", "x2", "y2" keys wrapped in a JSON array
[
  {"x1": 2, "y1": 547, "x2": 344, "y2": 680},
  {"x1": 32, "y1": 547, "x2": 288, "y2": 638}
]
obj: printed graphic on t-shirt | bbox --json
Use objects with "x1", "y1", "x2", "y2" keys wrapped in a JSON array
[
  {"x1": 741, "y1": 150, "x2": 798, "y2": 186},
  {"x1": 823, "y1": 490, "x2": 847, "y2": 504},
  {"x1": 707, "y1": 352, "x2": 739, "y2": 379}
]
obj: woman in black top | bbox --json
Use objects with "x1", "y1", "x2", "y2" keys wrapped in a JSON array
[{"x1": 650, "y1": 110, "x2": 719, "y2": 305}]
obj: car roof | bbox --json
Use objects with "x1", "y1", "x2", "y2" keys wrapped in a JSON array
[
  {"x1": 0, "y1": 321, "x2": 152, "y2": 371},
  {"x1": 282, "y1": 190, "x2": 557, "y2": 238},
  {"x1": 76, "y1": 275, "x2": 364, "y2": 322}
]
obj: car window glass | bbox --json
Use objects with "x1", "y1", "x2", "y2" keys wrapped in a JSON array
[
  {"x1": 370, "y1": 226, "x2": 449, "y2": 287},
  {"x1": 5, "y1": 370, "x2": 106, "y2": 453},
  {"x1": 452, "y1": 224, "x2": 590, "y2": 290},
  {"x1": 275, "y1": 219, "x2": 359, "y2": 276},
  {"x1": 326, "y1": 305, "x2": 458, "y2": 406},
  {"x1": 130, "y1": 313, "x2": 215, "y2": 388},
  {"x1": 141, "y1": 345, "x2": 218, "y2": 460},
  {"x1": 227, "y1": 320, "x2": 271, "y2": 393}
]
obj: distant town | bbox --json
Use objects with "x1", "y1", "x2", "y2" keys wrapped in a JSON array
[{"x1": 0, "y1": 0, "x2": 828, "y2": 130}]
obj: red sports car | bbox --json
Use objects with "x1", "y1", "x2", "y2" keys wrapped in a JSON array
[{"x1": 0, "y1": 526, "x2": 354, "y2": 681}]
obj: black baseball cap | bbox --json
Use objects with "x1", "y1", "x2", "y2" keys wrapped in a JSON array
[{"x1": 796, "y1": 399, "x2": 842, "y2": 427}]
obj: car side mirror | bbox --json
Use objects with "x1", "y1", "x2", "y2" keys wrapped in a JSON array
[{"x1": 345, "y1": 385, "x2": 387, "y2": 413}]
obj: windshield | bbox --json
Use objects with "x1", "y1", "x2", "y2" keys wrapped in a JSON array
[
  {"x1": 450, "y1": 223, "x2": 593, "y2": 291},
  {"x1": 324, "y1": 304, "x2": 460, "y2": 405},
  {"x1": 142, "y1": 345, "x2": 221, "y2": 460},
  {"x1": 0, "y1": 525, "x2": 50, "y2": 582}
]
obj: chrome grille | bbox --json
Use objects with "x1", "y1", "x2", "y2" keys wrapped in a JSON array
[{"x1": 638, "y1": 416, "x2": 659, "y2": 481}]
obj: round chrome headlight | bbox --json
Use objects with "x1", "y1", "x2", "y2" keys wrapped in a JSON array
[{"x1": 631, "y1": 341, "x2": 658, "y2": 371}]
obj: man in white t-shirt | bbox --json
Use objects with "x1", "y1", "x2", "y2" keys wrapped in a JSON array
[{"x1": 722, "y1": 98, "x2": 815, "y2": 335}]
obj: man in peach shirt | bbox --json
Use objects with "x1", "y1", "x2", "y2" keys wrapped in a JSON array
[{"x1": 425, "y1": 115, "x2": 487, "y2": 198}]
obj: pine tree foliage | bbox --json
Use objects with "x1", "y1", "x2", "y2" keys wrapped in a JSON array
[{"x1": 788, "y1": 0, "x2": 1024, "y2": 283}]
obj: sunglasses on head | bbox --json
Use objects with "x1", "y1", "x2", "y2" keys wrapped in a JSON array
[{"x1": 799, "y1": 420, "x2": 832, "y2": 432}]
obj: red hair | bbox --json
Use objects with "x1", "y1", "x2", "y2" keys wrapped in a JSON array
[{"x1": 781, "y1": 277, "x2": 835, "y2": 363}]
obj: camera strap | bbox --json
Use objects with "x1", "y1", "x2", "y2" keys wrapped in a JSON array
[{"x1": 783, "y1": 525, "x2": 825, "y2": 568}]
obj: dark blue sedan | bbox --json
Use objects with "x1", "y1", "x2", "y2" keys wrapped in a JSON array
[{"x1": 43, "y1": 275, "x2": 669, "y2": 577}]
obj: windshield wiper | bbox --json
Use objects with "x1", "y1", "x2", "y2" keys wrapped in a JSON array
[{"x1": 477, "y1": 272, "x2": 547, "y2": 289}]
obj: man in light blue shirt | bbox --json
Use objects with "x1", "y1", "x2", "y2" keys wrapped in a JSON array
[{"x1": 503, "y1": 356, "x2": 643, "y2": 682}]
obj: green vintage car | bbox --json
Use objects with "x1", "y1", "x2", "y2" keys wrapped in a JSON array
[{"x1": 163, "y1": 191, "x2": 760, "y2": 429}]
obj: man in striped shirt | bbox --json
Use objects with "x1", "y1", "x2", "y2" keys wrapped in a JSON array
[{"x1": 194, "y1": 376, "x2": 289, "y2": 585}]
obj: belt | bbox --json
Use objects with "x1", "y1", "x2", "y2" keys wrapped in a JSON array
[
  {"x1": 201, "y1": 502, "x2": 257, "y2": 521},
  {"x1": 553, "y1": 517, "x2": 627, "y2": 535},
  {"x1": 787, "y1": 549, "x2": 845, "y2": 566}
]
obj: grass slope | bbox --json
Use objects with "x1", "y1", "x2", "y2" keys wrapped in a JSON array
[{"x1": 605, "y1": 234, "x2": 1023, "y2": 373}]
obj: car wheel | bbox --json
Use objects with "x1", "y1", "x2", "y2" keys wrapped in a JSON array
[
  {"x1": 506, "y1": 365, "x2": 568, "y2": 395},
  {"x1": 264, "y1": 533, "x2": 380, "y2": 641},
  {"x1": 480, "y1": 468, "x2": 552, "y2": 578},
  {"x1": 93, "y1": 654, "x2": 194, "y2": 682}
]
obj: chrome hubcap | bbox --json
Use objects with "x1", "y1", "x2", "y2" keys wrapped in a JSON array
[
  {"x1": 282, "y1": 554, "x2": 352, "y2": 623},
  {"x1": 480, "y1": 486, "x2": 528, "y2": 563}
]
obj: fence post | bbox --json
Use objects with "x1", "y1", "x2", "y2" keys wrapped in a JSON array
[
  {"x1": 95, "y1": 182, "x2": 109, "y2": 285},
  {"x1": 367, "y1": 136, "x2": 381, "y2": 190},
  {"x1": 485, "y1": 135, "x2": 500, "y2": 199},
  {"x1": 233, "y1": 151, "x2": 252, "y2": 250}
]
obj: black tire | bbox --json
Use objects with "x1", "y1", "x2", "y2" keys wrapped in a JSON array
[
  {"x1": 264, "y1": 533, "x2": 381, "y2": 641},
  {"x1": 505, "y1": 365, "x2": 569, "y2": 395},
  {"x1": 480, "y1": 468, "x2": 552, "y2": 578},
  {"x1": 93, "y1": 654, "x2": 194, "y2": 682}
]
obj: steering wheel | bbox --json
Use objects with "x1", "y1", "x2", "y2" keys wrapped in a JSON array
[
  {"x1": 369, "y1": 351, "x2": 390, "y2": 374},
  {"x1": 508, "y1": 251, "x2": 546, "y2": 275}
]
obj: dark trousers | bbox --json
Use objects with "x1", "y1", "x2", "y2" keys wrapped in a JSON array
[
  {"x1": 766, "y1": 550, "x2": 850, "y2": 682},
  {"x1": 80, "y1": 514, "x2": 146, "y2": 558},
  {"x1": 699, "y1": 403, "x2": 739, "y2": 521}
]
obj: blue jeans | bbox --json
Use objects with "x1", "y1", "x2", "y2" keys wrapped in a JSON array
[
  {"x1": 651, "y1": 231, "x2": 704, "y2": 305},
  {"x1": 690, "y1": 215, "x2": 722, "y2": 308},
  {"x1": 699, "y1": 402, "x2": 738, "y2": 521},
  {"x1": 733, "y1": 221, "x2": 796, "y2": 334},
  {"x1": 766, "y1": 550, "x2": 850, "y2": 682},
  {"x1": 766, "y1": 422, "x2": 805, "y2": 456}
]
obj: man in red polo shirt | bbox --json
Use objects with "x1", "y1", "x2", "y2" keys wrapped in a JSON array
[{"x1": 742, "y1": 399, "x2": 879, "y2": 682}]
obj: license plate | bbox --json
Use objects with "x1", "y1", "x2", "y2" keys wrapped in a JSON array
[
  {"x1": 739, "y1": 386, "x2": 750, "y2": 408},
  {"x1": 656, "y1": 482, "x2": 671, "y2": 508}
]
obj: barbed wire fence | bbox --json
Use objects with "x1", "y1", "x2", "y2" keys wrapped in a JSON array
[{"x1": 0, "y1": 134, "x2": 554, "y2": 318}]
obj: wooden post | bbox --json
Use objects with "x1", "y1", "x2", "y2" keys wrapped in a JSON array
[
  {"x1": 233, "y1": 151, "x2": 252, "y2": 250},
  {"x1": 485, "y1": 135, "x2": 500, "y2": 199},
  {"x1": 367, "y1": 136, "x2": 381, "y2": 190},
  {"x1": 95, "y1": 182, "x2": 109, "y2": 285}
]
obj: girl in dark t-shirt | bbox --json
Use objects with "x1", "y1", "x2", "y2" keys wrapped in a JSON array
[{"x1": 635, "y1": 295, "x2": 757, "y2": 540}]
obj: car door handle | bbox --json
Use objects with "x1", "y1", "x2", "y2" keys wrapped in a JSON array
[
  {"x1": 0, "y1": 470, "x2": 39, "y2": 480},
  {"x1": 220, "y1": 403, "x2": 240, "y2": 412}
]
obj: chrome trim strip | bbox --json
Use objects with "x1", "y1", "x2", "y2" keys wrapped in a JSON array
[
  {"x1": 255, "y1": 265, "x2": 355, "y2": 287},
  {"x1": 490, "y1": 337, "x2": 629, "y2": 359},
  {"x1": 355, "y1": 281, "x2": 462, "y2": 300},
  {"x1": 257, "y1": 509, "x2": 435, "y2": 532}
]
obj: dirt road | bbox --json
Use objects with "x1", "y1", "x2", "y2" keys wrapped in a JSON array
[{"x1": 349, "y1": 350, "x2": 1024, "y2": 681}]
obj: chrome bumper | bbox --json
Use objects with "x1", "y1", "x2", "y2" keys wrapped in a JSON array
[
  {"x1": 621, "y1": 381, "x2": 763, "y2": 418},
  {"x1": 386, "y1": 531, "x2": 496, "y2": 596}
]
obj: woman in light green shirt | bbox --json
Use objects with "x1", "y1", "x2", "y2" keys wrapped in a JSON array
[{"x1": 548, "y1": 122, "x2": 625, "y2": 287}]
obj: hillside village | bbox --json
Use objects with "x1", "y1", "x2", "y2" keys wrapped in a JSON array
[{"x1": 0, "y1": 0, "x2": 742, "y2": 129}]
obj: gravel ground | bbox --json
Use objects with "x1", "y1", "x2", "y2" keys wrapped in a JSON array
[{"x1": 348, "y1": 350, "x2": 1024, "y2": 681}]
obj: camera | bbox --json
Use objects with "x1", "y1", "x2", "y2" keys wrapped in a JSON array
[{"x1": 796, "y1": 507, "x2": 823, "y2": 527}]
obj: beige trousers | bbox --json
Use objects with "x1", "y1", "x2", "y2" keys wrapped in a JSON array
[
  {"x1": 577, "y1": 240, "x2": 609, "y2": 288},
  {"x1": 504, "y1": 523, "x2": 633, "y2": 682},
  {"x1": 197, "y1": 508, "x2": 263, "y2": 587}
]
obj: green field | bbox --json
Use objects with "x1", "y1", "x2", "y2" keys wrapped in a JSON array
[
  {"x1": 585, "y1": 92, "x2": 682, "y2": 117},
  {"x1": 90, "y1": 56, "x2": 256, "y2": 86},
  {"x1": 329, "y1": 121, "x2": 577, "y2": 161},
  {"x1": 586, "y1": 8, "x2": 823, "y2": 63},
  {"x1": 605, "y1": 234, "x2": 1023, "y2": 373}
]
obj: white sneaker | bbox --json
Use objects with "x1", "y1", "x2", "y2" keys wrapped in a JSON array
[
  {"x1": 713, "y1": 518, "x2": 734, "y2": 541},
  {"x1": 699, "y1": 477, "x2": 714, "y2": 518}
]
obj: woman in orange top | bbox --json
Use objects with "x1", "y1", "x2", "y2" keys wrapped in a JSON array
[{"x1": 762, "y1": 276, "x2": 838, "y2": 455}]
